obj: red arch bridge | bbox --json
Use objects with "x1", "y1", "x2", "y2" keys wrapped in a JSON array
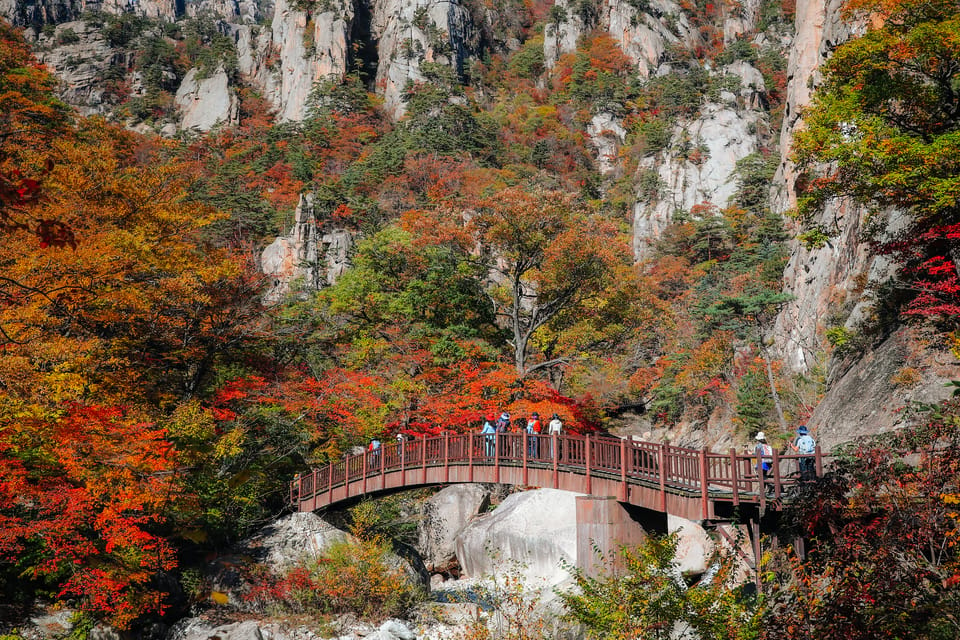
[{"x1": 290, "y1": 431, "x2": 823, "y2": 520}]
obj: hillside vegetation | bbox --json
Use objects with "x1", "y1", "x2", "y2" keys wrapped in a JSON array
[{"x1": 0, "y1": 0, "x2": 959, "y2": 634}]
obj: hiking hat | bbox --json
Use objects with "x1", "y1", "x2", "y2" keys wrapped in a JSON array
[
  {"x1": 797, "y1": 425, "x2": 809, "y2": 435},
  {"x1": 552, "y1": 413, "x2": 559, "y2": 419},
  {"x1": 486, "y1": 413, "x2": 495, "y2": 421},
  {"x1": 501, "y1": 412, "x2": 510, "y2": 419},
  {"x1": 755, "y1": 431, "x2": 766, "y2": 441},
  {"x1": 532, "y1": 412, "x2": 539, "y2": 418}
]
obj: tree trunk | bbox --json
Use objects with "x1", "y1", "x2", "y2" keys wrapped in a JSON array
[{"x1": 761, "y1": 345, "x2": 788, "y2": 431}]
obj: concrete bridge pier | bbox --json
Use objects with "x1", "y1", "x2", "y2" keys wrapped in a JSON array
[{"x1": 576, "y1": 496, "x2": 649, "y2": 577}]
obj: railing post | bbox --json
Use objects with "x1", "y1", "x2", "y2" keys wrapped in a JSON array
[
  {"x1": 620, "y1": 437, "x2": 628, "y2": 501},
  {"x1": 658, "y1": 442, "x2": 667, "y2": 512},
  {"x1": 327, "y1": 465, "x2": 333, "y2": 506},
  {"x1": 346, "y1": 454, "x2": 352, "y2": 500},
  {"x1": 585, "y1": 433, "x2": 592, "y2": 494},
  {"x1": 815, "y1": 444, "x2": 823, "y2": 477},
  {"x1": 700, "y1": 447, "x2": 709, "y2": 520},
  {"x1": 469, "y1": 433, "x2": 474, "y2": 482},
  {"x1": 771, "y1": 448, "x2": 781, "y2": 498},
  {"x1": 553, "y1": 435, "x2": 559, "y2": 488},
  {"x1": 421, "y1": 435, "x2": 428, "y2": 486},
  {"x1": 400, "y1": 438, "x2": 406, "y2": 484},
  {"x1": 523, "y1": 431, "x2": 529, "y2": 485},
  {"x1": 495, "y1": 430, "x2": 501, "y2": 484},
  {"x1": 730, "y1": 448, "x2": 740, "y2": 506},
  {"x1": 444, "y1": 432, "x2": 450, "y2": 484},
  {"x1": 362, "y1": 449, "x2": 368, "y2": 496}
]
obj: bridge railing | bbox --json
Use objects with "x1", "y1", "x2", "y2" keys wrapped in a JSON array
[{"x1": 291, "y1": 432, "x2": 825, "y2": 511}]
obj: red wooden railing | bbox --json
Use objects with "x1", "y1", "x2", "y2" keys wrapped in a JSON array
[{"x1": 290, "y1": 432, "x2": 824, "y2": 519}]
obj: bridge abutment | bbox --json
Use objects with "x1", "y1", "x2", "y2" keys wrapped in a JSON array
[{"x1": 575, "y1": 496, "x2": 648, "y2": 577}]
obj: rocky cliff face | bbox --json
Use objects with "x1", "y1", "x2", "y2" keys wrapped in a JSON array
[
  {"x1": 767, "y1": 0, "x2": 960, "y2": 441},
  {"x1": 10, "y1": 0, "x2": 956, "y2": 445}
]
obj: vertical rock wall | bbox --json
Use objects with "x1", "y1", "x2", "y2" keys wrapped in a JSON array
[{"x1": 769, "y1": 0, "x2": 869, "y2": 374}]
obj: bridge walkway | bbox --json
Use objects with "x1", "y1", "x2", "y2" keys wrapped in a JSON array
[{"x1": 291, "y1": 432, "x2": 824, "y2": 521}]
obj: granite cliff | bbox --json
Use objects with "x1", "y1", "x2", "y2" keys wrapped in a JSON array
[{"x1": 4, "y1": 0, "x2": 955, "y2": 448}]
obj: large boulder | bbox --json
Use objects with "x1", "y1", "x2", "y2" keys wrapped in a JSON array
[
  {"x1": 668, "y1": 514, "x2": 714, "y2": 577},
  {"x1": 418, "y1": 484, "x2": 492, "y2": 573},
  {"x1": 240, "y1": 511, "x2": 350, "y2": 571},
  {"x1": 455, "y1": 488, "x2": 580, "y2": 586}
]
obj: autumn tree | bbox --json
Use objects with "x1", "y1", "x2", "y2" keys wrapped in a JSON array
[
  {"x1": 0, "y1": 27, "x2": 276, "y2": 620},
  {"x1": 466, "y1": 186, "x2": 632, "y2": 377},
  {"x1": 0, "y1": 404, "x2": 179, "y2": 627},
  {"x1": 275, "y1": 220, "x2": 594, "y2": 441},
  {"x1": 0, "y1": 20, "x2": 73, "y2": 247}
]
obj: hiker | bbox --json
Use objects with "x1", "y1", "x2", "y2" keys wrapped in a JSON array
[
  {"x1": 368, "y1": 438, "x2": 381, "y2": 468},
  {"x1": 481, "y1": 413, "x2": 496, "y2": 456},
  {"x1": 496, "y1": 412, "x2": 512, "y2": 456},
  {"x1": 548, "y1": 413, "x2": 562, "y2": 457},
  {"x1": 754, "y1": 431, "x2": 773, "y2": 495},
  {"x1": 527, "y1": 412, "x2": 542, "y2": 458},
  {"x1": 790, "y1": 425, "x2": 817, "y2": 481}
]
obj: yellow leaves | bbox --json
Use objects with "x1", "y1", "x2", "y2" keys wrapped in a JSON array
[
  {"x1": 166, "y1": 400, "x2": 216, "y2": 447},
  {"x1": 213, "y1": 426, "x2": 247, "y2": 461}
]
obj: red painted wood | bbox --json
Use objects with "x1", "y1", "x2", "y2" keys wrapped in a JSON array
[
  {"x1": 699, "y1": 448, "x2": 707, "y2": 519},
  {"x1": 619, "y1": 438, "x2": 628, "y2": 502},
  {"x1": 293, "y1": 433, "x2": 819, "y2": 516}
]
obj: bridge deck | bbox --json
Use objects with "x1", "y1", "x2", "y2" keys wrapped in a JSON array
[{"x1": 291, "y1": 433, "x2": 823, "y2": 520}]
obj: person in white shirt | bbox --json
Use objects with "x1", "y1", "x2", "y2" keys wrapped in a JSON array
[{"x1": 548, "y1": 413, "x2": 562, "y2": 457}]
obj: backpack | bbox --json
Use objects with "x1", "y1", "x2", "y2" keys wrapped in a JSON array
[
  {"x1": 796, "y1": 434, "x2": 815, "y2": 454},
  {"x1": 757, "y1": 443, "x2": 773, "y2": 471},
  {"x1": 528, "y1": 419, "x2": 541, "y2": 434}
]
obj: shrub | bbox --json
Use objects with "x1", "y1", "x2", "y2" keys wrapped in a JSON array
[{"x1": 244, "y1": 537, "x2": 426, "y2": 621}]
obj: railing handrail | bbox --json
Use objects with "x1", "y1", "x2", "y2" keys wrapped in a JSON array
[{"x1": 290, "y1": 432, "x2": 826, "y2": 516}]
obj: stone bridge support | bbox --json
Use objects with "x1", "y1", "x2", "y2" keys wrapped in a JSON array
[{"x1": 575, "y1": 496, "x2": 648, "y2": 577}]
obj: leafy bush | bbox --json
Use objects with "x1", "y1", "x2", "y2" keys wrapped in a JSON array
[
  {"x1": 243, "y1": 537, "x2": 426, "y2": 621},
  {"x1": 559, "y1": 534, "x2": 762, "y2": 640}
]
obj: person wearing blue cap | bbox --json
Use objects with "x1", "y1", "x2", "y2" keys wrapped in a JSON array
[{"x1": 790, "y1": 425, "x2": 816, "y2": 481}]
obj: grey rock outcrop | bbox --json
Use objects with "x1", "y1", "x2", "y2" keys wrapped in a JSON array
[
  {"x1": 543, "y1": 0, "x2": 587, "y2": 69},
  {"x1": 418, "y1": 484, "x2": 492, "y2": 573},
  {"x1": 372, "y1": 0, "x2": 478, "y2": 118},
  {"x1": 175, "y1": 66, "x2": 239, "y2": 131},
  {"x1": 764, "y1": 0, "x2": 960, "y2": 441},
  {"x1": 2, "y1": 0, "x2": 77, "y2": 26},
  {"x1": 605, "y1": 0, "x2": 696, "y2": 78},
  {"x1": 34, "y1": 22, "x2": 120, "y2": 117},
  {"x1": 808, "y1": 327, "x2": 960, "y2": 452},
  {"x1": 770, "y1": 0, "x2": 869, "y2": 374},
  {"x1": 261, "y1": 193, "x2": 353, "y2": 304},
  {"x1": 455, "y1": 488, "x2": 580, "y2": 586},
  {"x1": 268, "y1": 0, "x2": 352, "y2": 122},
  {"x1": 587, "y1": 112, "x2": 626, "y2": 177}
]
